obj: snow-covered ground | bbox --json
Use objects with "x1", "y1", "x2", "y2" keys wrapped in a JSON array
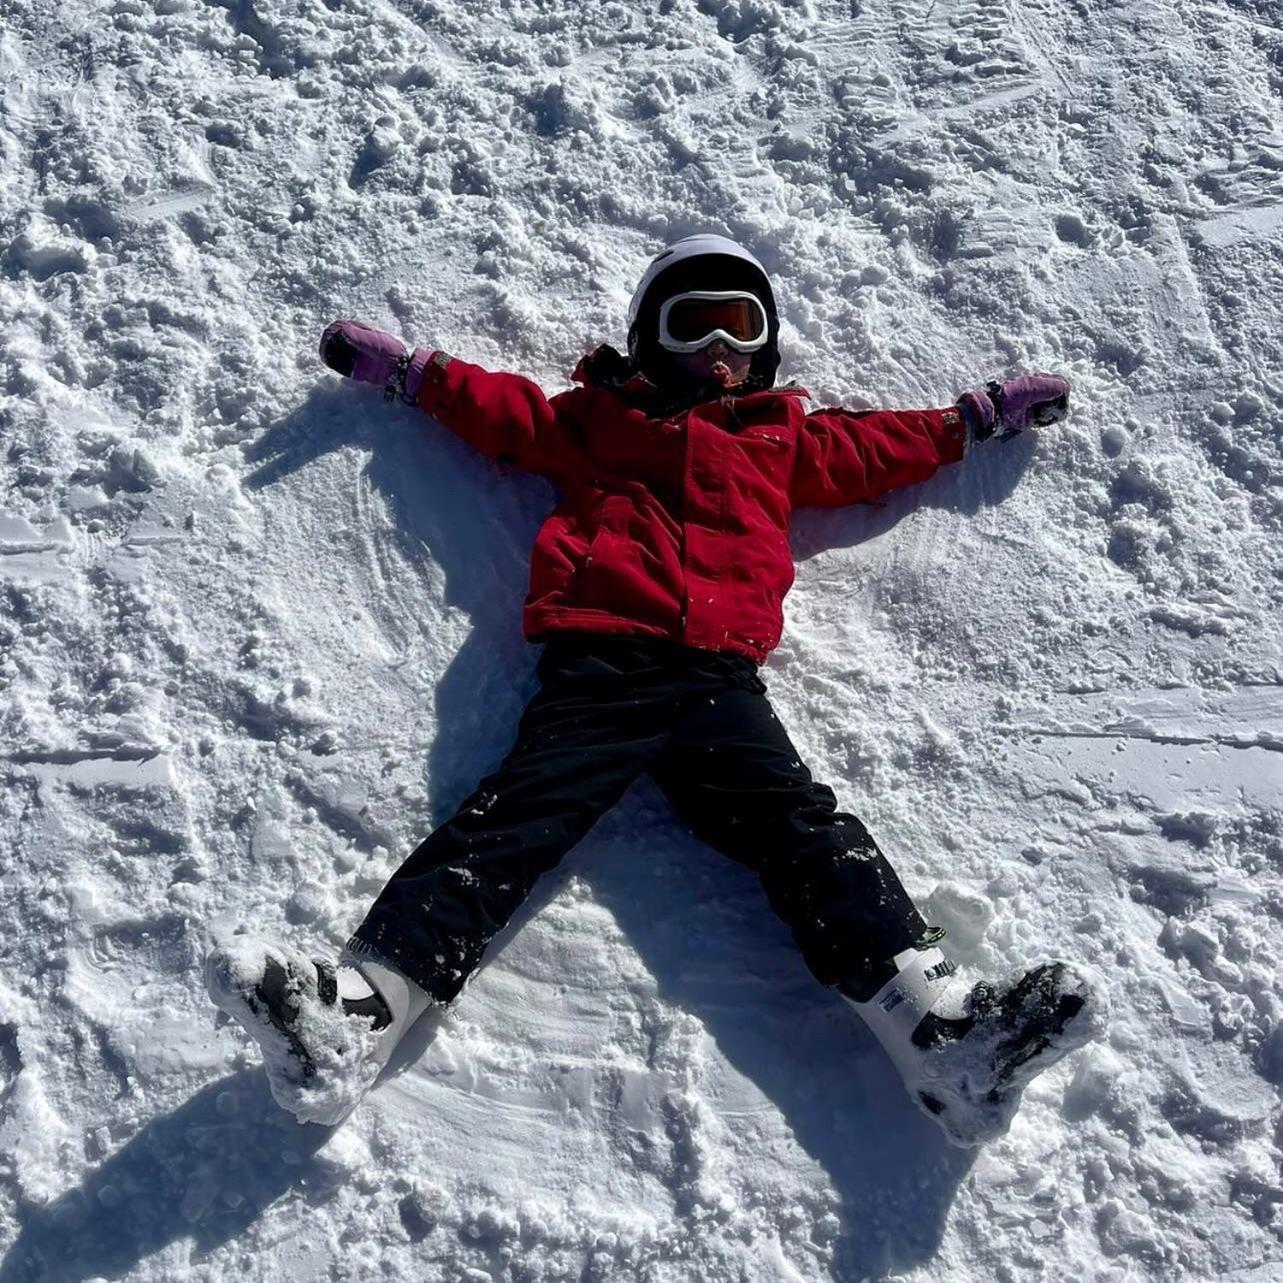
[{"x1": 2, "y1": 0, "x2": 1281, "y2": 1278}]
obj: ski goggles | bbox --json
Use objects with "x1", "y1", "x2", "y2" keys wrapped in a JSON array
[{"x1": 657, "y1": 291, "x2": 770, "y2": 354}]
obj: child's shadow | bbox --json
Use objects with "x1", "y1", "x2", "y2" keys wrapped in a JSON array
[{"x1": 0, "y1": 1070, "x2": 336, "y2": 1282}]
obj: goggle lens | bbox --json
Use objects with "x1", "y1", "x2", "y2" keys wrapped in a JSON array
[{"x1": 664, "y1": 295, "x2": 765, "y2": 345}]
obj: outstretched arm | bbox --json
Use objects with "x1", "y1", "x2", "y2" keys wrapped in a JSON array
[
  {"x1": 318, "y1": 320, "x2": 582, "y2": 478},
  {"x1": 790, "y1": 374, "x2": 1071, "y2": 508},
  {"x1": 791, "y1": 405, "x2": 967, "y2": 508}
]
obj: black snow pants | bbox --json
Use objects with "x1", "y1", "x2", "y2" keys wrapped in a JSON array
[{"x1": 349, "y1": 636, "x2": 929, "y2": 1004}]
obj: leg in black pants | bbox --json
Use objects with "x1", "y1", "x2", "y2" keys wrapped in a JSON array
[
  {"x1": 350, "y1": 641, "x2": 675, "y2": 1002},
  {"x1": 649, "y1": 679, "x2": 929, "y2": 1001}
]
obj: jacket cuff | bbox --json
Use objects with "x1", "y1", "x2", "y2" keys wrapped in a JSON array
[
  {"x1": 413, "y1": 349, "x2": 456, "y2": 411},
  {"x1": 937, "y1": 406, "x2": 968, "y2": 462}
]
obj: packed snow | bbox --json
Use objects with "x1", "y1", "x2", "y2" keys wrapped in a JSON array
[{"x1": 1, "y1": 0, "x2": 1281, "y2": 1279}]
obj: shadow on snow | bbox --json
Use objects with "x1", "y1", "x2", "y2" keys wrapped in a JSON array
[
  {"x1": 2, "y1": 381, "x2": 1030, "y2": 1279},
  {"x1": 0, "y1": 1070, "x2": 335, "y2": 1281}
]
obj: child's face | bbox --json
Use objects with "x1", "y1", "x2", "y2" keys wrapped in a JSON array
[{"x1": 670, "y1": 337, "x2": 753, "y2": 390}]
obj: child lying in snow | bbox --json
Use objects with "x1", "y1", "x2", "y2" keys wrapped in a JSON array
[{"x1": 208, "y1": 233, "x2": 1104, "y2": 1144}]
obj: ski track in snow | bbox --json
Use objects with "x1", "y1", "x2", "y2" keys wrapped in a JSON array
[{"x1": 1, "y1": 0, "x2": 1281, "y2": 1279}]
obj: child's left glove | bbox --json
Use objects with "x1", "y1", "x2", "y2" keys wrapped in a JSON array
[
  {"x1": 957, "y1": 373, "x2": 1071, "y2": 444},
  {"x1": 319, "y1": 320, "x2": 433, "y2": 404}
]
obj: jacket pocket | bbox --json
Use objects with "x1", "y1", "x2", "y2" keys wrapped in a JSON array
[{"x1": 568, "y1": 494, "x2": 682, "y2": 626}]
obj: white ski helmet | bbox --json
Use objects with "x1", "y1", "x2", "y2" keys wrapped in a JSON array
[{"x1": 627, "y1": 233, "x2": 781, "y2": 390}]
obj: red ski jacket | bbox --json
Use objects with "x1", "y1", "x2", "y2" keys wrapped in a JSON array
[{"x1": 415, "y1": 349, "x2": 967, "y2": 664}]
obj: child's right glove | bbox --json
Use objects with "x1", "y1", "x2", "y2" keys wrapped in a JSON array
[
  {"x1": 957, "y1": 374, "x2": 1071, "y2": 444},
  {"x1": 319, "y1": 320, "x2": 433, "y2": 404}
]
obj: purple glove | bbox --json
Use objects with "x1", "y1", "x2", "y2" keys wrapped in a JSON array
[
  {"x1": 319, "y1": 320, "x2": 432, "y2": 404},
  {"x1": 957, "y1": 373, "x2": 1071, "y2": 443}
]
